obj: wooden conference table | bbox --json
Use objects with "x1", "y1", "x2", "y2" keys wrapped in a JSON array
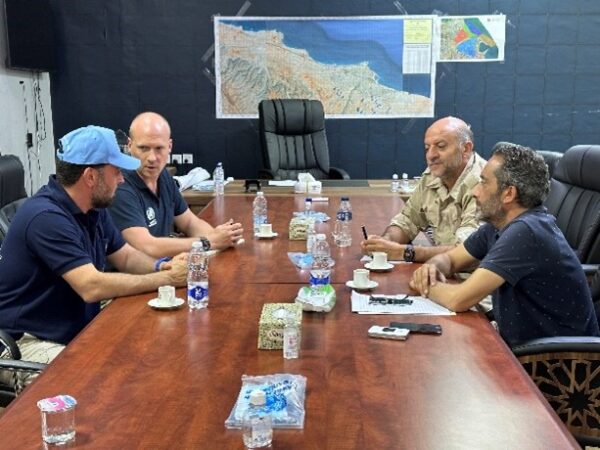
[
  {"x1": 182, "y1": 179, "x2": 413, "y2": 214},
  {"x1": 0, "y1": 196, "x2": 577, "y2": 449}
]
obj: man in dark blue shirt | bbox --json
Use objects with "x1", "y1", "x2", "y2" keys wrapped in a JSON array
[
  {"x1": 410, "y1": 143, "x2": 599, "y2": 346},
  {"x1": 109, "y1": 112, "x2": 244, "y2": 258},
  {"x1": 0, "y1": 126, "x2": 188, "y2": 371}
]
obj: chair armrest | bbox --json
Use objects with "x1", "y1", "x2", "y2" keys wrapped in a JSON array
[
  {"x1": 582, "y1": 264, "x2": 599, "y2": 275},
  {"x1": 0, "y1": 329, "x2": 21, "y2": 359},
  {"x1": 329, "y1": 167, "x2": 350, "y2": 180},
  {"x1": 0, "y1": 359, "x2": 47, "y2": 373},
  {"x1": 512, "y1": 336, "x2": 600, "y2": 356},
  {"x1": 258, "y1": 168, "x2": 275, "y2": 180}
]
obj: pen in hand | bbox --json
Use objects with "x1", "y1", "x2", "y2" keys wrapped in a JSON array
[{"x1": 361, "y1": 225, "x2": 368, "y2": 240}]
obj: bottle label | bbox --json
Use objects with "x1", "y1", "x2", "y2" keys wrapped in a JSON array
[
  {"x1": 309, "y1": 273, "x2": 330, "y2": 285},
  {"x1": 336, "y1": 211, "x2": 352, "y2": 221},
  {"x1": 188, "y1": 285, "x2": 208, "y2": 301}
]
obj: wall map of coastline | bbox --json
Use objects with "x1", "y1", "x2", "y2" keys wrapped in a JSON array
[{"x1": 214, "y1": 17, "x2": 436, "y2": 119}]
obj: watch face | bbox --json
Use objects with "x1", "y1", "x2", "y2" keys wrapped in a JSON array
[{"x1": 200, "y1": 238, "x2": 211, "y2": 251}]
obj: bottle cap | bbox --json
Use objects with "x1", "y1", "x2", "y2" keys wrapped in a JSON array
[
  {"x1": 305, "y1": 197, "x2": 312, "y2": 202},
  {"x1": 341, "y1": 196, "x2": 349, "y2": 201},
  {"x1": 316, "y1": 234, "x2": 326, "y2": 240},
  {"x1": 402, "y1": 173, "x2": 408, "y2": 179},
  {"x1": 392, "y1": 174, "x2": 398, "y2": 179},
  {"x1": 37, "y1": 395, "x2": 77, "y2": 412},
  {"x1": 256, "y1": 191, "x2": 264, "y2": 196},
  {"x1": 249, "y1": 389, "x2": 266, "y2": 406}
]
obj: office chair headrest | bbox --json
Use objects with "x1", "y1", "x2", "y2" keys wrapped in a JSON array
[
  {"x1": 553, "y1": 145, "x2": 600, "y2": 192},
  {"x1": 260, "y1": 99, "x2": 325, "y2": 136}
]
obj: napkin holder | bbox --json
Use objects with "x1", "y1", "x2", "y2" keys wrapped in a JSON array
[
  {"x1": 289, "y1": 216, "x2": 316, "y2": 240},
  {"x1": 258, "y1": 303, "x2": 303, "y2": 350}
]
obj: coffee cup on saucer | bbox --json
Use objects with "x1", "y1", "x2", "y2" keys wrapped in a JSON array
[
  {"x1": 157, "y1": 285, "x2": 176, "y2": 306},
  {"x1": 353, "y1": 269, "x2": 370, "y2": 288},
  {"x1": 371, "y1": 252, "x2": 389, "y2": 269},
  {"x1": 259, "y1": 223, "x2": 273, "y2": 236}
]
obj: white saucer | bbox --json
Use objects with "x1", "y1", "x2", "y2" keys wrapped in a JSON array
[
  {"x1": 346, "y1": 280, "x2": 378, "y2": 290},
  {"x1": 256, "y1": 232, "x2": 278, "y2": 239},
  {"x1": 365, "y1": 262, "x2": 394, "y2": 272},
  {"x1": 147, "y1": 297, "x2": 185, "y2": 310}
]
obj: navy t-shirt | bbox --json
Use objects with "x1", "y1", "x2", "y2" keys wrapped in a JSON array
[
  {"x1": 0, "y1": 177, "x2": 126, "y2": 345},
  {"x1": 464, "y1": 206, "x2": 599, "y2": 346},
  {"x1": 109, "y1": 169, "x2": 188, "y2": 237}
]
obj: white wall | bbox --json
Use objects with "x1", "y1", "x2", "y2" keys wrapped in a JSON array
[{"x1": 0, "y1": 6, "x2": 55, "y2": 195}]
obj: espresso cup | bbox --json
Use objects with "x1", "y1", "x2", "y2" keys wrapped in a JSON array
[
  {"x1": 372, "y1": 252, "x2": 388, "y2": 268},
  {"x1": 158, "y1": 285, "x2": 176, "y2": 306},
  {"x1": 259, "y1": 223, "x2": 273, "y2": 235},
  {"x1": 353, "y1": 269, "x2": 370, "y2": 288}
]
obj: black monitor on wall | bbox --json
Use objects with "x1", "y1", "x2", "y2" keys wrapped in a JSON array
[{"x1": 3, "y1": 0, "x2": 56, "y2": 71}]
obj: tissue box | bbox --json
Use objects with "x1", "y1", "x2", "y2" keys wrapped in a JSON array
[
  {"x1": 307, "y1": 181, "x2": 322, "y2": 194},
  {"x1": 289, "y1": 217, "x2": 315, "y2": 240},
  {"x1": 258, "y1": 303, "x2": 303, "y2": 349}
]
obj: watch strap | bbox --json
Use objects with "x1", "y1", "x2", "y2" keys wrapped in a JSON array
[{"x1": 403, "y1": 244, "x2": 415, "y2": 262}]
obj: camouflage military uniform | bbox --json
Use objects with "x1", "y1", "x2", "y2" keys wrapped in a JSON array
[{"x1": 390, "y1": 153, "x2": 487, "y2": 245}]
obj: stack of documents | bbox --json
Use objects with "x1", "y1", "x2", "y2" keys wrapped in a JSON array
[{"x1": 350, "y1": 291, "x2": 455, "y2": 315}]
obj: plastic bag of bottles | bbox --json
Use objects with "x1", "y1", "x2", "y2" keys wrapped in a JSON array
[{"x1": 225, "y1": 373, "x2": 307, "y2": 429}]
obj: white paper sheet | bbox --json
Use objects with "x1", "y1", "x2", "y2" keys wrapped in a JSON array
[
  {"x1": 268, "y1": 180, "x2": 296, "y2": 187},
  {"x1": 351, "y1": 291, "x2": 455, "y2": 315}
]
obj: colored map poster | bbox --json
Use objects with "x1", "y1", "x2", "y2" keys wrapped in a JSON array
[
  {"x1": 438, "y1": 15, "x2": 505, "y2": 62},
  {"x1": 214, "y1": 16, "x2": 436, "y2": 119}
]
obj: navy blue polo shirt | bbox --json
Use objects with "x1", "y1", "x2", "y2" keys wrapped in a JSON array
[
  {"x1": 109, "y1": 169, "x2": 188, "y2": 237},
  {"x1": 464, "y1": 206, "x2": 599, "y2": 346},
  {"x1": 0, "y1": 176, "x2": 126, "y2": 345}
]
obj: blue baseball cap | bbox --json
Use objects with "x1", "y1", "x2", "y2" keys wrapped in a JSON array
[{"x1": 56, "y1": 125, "x2": 140, "y2": 170}]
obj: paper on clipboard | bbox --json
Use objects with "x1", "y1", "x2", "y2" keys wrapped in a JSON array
[{"x1": 350, "y1": 291, "x2": 455, "y2": 315}]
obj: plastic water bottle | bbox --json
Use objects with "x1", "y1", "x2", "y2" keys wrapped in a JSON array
[
  {"x1": 242, "y1": 390, "x2": 273, "y2": 449},
  {"x1": 401, "y1": 173, "x2": 410, "y2": 192},
  {"x1": 213, "y1": 162, "x2": 225, "y2": 196},
  {"x1": 306, "y1": 221, "x2": 316, "y2": 254},
  {"x1": 252, "y1": 191, "x2": 268, "y2": 236},
  {"x1": 391, "y1": 173, "x2": 400, "y2": 193},
  {"x1": 304, "y1": 197, "x2": 312, "y2": 218},
  {"x1": 283, "y1": 316, "x2": 300, "y2": 359},
  {"x1": 310, "y1": 234, "x2": 331, "y2": 295},
  {"x1": 334, "y1": 197, "x2": 352, "y2": 247},
  {"x1": 187, "y1": 241, "x2": 209, "y2": 309}
]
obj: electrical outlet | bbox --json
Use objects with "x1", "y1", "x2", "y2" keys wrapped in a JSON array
[
  {"x1": 171, "y1": 154, "x2": 182, "y2": 164},
  {"x1": 182, "y1": 153, "x2": 193, "y2": 164}
]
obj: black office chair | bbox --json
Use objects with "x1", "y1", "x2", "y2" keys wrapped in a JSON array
[
  {"x1": 0, "y1": 330, "x2": 46, "y2": 408},
  {"x1": 536, "y1": 150, "x2": 563, "y2": 179},
  {"x1": 0, "y1": 197, "x2": 27, "y2": 242},
  {"x1": 544, "y1": 145, "x2": 600, "y2": 265},
  {"x1": 511, "y1": 269, "x2": 600, "y2": 446},
  {"x1": 0, "y1": 155, "x2": 26, "y2": 208},
  {"x1": 258, "y1": 99, "x2": 350, "y2": 180},
  {"x1": 0, "y1": 155, "x2": 27, "y2": 244}
]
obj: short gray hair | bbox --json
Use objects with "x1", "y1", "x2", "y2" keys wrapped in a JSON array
[{"x1": 491, "y1": 142, "x2": 550, "y2": 208}]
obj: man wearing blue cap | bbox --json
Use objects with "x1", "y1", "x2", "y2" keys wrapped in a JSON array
[{"x1": 0, "y1": 125, "x2": 188, "y2": 373}]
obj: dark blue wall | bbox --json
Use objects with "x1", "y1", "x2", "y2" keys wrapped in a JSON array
[{"x1": 48, "y1": 0, "x2": 600, "y2": 179}]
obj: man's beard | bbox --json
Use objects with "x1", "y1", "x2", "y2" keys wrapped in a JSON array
[
  {"x1": 91, "y1": 193, "x2": 114, "y2": 209},
  {"x1": 477, "y1": 195, "x2": 506, "y2": 227}
]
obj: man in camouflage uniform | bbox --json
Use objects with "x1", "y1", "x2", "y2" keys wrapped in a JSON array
[{"x1": 361, "y1": 116, "x2": 486, "y2": 263}]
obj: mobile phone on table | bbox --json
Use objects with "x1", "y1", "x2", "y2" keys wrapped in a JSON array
[
  {"x1": 368, "y1": 325, "x2": 409, "y2": 340},
  {"x1": 389, "y1": 322, "x2": 442, "y2": 335}
]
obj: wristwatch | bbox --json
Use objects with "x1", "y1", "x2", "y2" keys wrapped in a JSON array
[
  {"x1": 403, "y1": 244, "x2": 415, "y2": 262},
  {"x1": 199, "y1": 237, "x2": 211, "y2": 252}
]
